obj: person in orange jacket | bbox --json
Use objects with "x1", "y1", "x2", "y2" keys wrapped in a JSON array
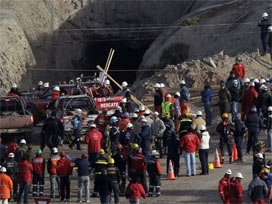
[
  {"x1": 0, "y1": 167, "x2": 13, "y2": 203},
  {"x1": 230, "y1": 172, "x2": 243, "y2": 204},
  {"x1": 147, "y1": 150, "x2": 162, "y2": 197},
  {"x1": 118, "y1": 112, "x2": 131, "y2": 132},
  {"x1": 218, "y1": 169, "x2": 233, "y2": 204},
  {"x1": 51, "y1": 86, "x2": 60, "y2": 101},
  {"x1": 56, "y1": 151, "x2": 73, "y2": 202}
]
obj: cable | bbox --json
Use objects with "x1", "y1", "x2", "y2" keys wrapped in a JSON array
[{"x1": 27, "y1": 68, "x2": 161, "y2": 72}]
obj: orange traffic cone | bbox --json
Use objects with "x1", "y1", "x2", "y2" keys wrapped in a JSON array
[
  {"x1": 231, "y1": 144, "x2": 238, "y2": 162},
  {"x1": 214, "y1": 148, "x2": 222, "y2": 168},
  {"x1": 167, "y1": 160, "x2": 175, "y2": 180}
]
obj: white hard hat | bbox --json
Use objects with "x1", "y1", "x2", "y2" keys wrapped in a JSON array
[
  {"x1": 12, "y1": 83, "x2": 17, "y2": 88},
  {"x1": 120, "y1": 98, "x2": 127, "y2": 103},
  {"x1": 127, "y1": 123, "x2": 133, "y2": 128},
  {"x1": 180, "y1": 80, "x2": 186, "y2": 85},
  {"x1": 0, "y1": 167, "x2": 6, "y2": 173},
  {"x1": 249, "y1": 82, "x2": 255, "y2": 87},
  {"x1": 175, "y1": 92, "x2": 180, "y2": 97},
  {"x1": 151, "y1": 150, "x2": 159, "y2": 156},
  {"x1": 44, "y1": 82, "x2": 49, "y2": 88},
  {"x1": 116, "y1": 106, "x2": 122, "y2": 112},
  {"x1": 132, "y1": 113, "x2": 138, "y2": 118},
  {"x1": 139, "y1": 105, "x2": 145, "y2": 112},
  {"x1": 160, "y1": 83, "x2": 165, "y2": 88},
  {"x1": 232, "y1": 79, "x2": 238, "y2": 85},
  {"x1": 38, "y1": 81, "x2": 43, "y2": 86},
  {"x1": 141, "y1": 118, "x2": 148, "y2": 123},
  {"x1": 243, "y1": 78, "x2": 250, "y2": 83},
  {"x1": 260, "y1": 85, "x2": 267, "y2": 90},
  {"x1": 225, "y1": 169, "x2": 232, "y2": 175},
  {"x1": 166, "y1": 94, "x2": 171, "y2": 98},
  {"x1": 134, "y1": 108, "x2": 139, "y2": 113},
  {"x1": 144, "y1": 109, "x2": 151, "y2": 115},
  {"x1": 154, "y1": 83, "x2": 161, "y2": 88},
  {"x1": 105, "y1": 79, "x2": 110, "y2": 85},
  {"x1": 253, "y1": 79, "x2": 259, "y2": 83},
  {"x1": 196, "y1": 111, "x2": 202, "y2": 116},
  {"x1": 121, "y1": 81, "x2": 128, "y2": 87},
  {"x1": 75, "y1": 108, "x2": 82, "y2": 115},
  {"x1": 53, "y1": 86, "x2": 60, "y2": 91},
  {"x1": 260, "y1": 79, "x2": 266, "y2": 84},
  {"x1": 255, "y1": 153, "x2": 264, "y2": 159},
  {"x1": 76, "y1": 77, "x2": 81, "y2": 81},
  {"x1": 235, "y1": 172, "x2": 243, "y2": 179},
  {"x1": 268, "y1": 106, "x2": 272, "y2": 111},
  {"x1": 52, "y1": 147, "x2": 58, "y2": 154},
  {"x1": 8, "y1": 153, "x2": 14, "y2": 158},
  {"x1": 90, "y1": 123, "x2": 96, "y2": 128},
  {"x1": 20, "y1": 139, "x2": 26, "y2": 144},
  {"x1": 268, "y1": 26, "x2": 272, "y2": 32},
  {"x1": 200, "y1": 125, "x2": 206, "y2": 131},
  {"x1": 154, "y1": 111, "x2": 159, "y2": 116},
  {"x1": 262, "y1": 12, "x2": 268, "y2": 18}
]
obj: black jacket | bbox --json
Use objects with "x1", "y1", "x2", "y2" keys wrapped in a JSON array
[
  {"x1": 74, "y1": 158, "x2": 90, "y2": 177},
  {"x1": 95, "y1": 175, "x2": 112, "y2": 196},
  {"x1": 167, "y1": 136, "x2": 180, "y2": 156},
  {"x1": 245, "y1": 113, "x2": 263, "y2": 132},
  {"x1": 154, "y1": 90, "x2": 163, "y2": 106},
  {"x1": 112, "y1": 151, "x2": 126, "y2": 172},
  {"x1": 107, "y1": 165, "x2": 121, "y2": 182},
  {"x1": 229, "y1": 86, "x2": 241, "y2": 102}
]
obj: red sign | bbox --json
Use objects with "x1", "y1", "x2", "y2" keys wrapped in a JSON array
[{"x1": 95, "y1": 96, "x2": 123, "y2": 110}]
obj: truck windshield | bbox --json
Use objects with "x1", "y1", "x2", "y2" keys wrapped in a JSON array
[
  {"x1": 58, "y1": 97, "x2": 94, "y2": 112},
  {"x1": 0, "y1": 99, "x2": 24, "y2": 115}
]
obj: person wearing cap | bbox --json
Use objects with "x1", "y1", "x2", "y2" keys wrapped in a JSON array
[
  {"x1": 229, "y1": 79, "x2": 242, "y2": 121},
  {"x1": 118, "y1": 112, "x2": 131, "y2": 132},
  {"x1": 265, "y1": 106, "x2": 272, "y2": 153},
  {"x1": 32, "y1": 149, "x2": 45, "y2": 197},
  {"x1": 179, "y1": 80, "x2": 190, "y2": 117},
  {"x1": 233, "y1": 114, "x2": 246, "y2": 162},
  {"x1": 3, "y1": 153, "x2": 17, "y2": 201},
  {"x1": 107, "y1": 158, "x2": 121, "y2": 204},
  {"x1": 74, "y1": 153, "x2": 91, "y2": 203},
  {"x1": 7, "y1": 83, "x2": 21, "y2": 97},
  {"x1": 84, "y1": 123, "x2": 103, "y2": 168},
  {"x1": 257, "y1": 85, "x2": 271, "y2": 117},
  {"x1": 173, "y1": 92, "x2": 181, "y2": 126},
  {"x1": 248, "y1": 170, "x2": 268, "y2": 203},
  {"x1": 140, "y1": 118, "x2": 152, "y2": 157},
  {"x1": 15, "y1": 139, "x2": 28, "y2": 163},
  {"x1": 218, "y1": 80, "x2": 231, "y2": 116},
  {"x1": 41, "y1": 110, "x2": 64, "y2": 150},
  {"x1": 232, "y1": 56, "x2": 246, "y2": 79},
  {"x1": 56, "y1": 151, "x2": 73, "y2": 202},
  {"x1": 154, "y1": 83, "x2": 163, "y2": 115},
  {"x1": 151, "y1": 112, "x2": 166, "y2": 158},
  {"x1": 201, "y1": 84, "x2": 213, "y2": 126},
  {"x1": 241, "y1": 81, "x2": 258, "y2": 120},
  {"x1": 0, "y1": 167, "x2": 13, "y2": 203},
  {"x1": 218, "y1": 169, "x2": 233, "y2": 203},
  {"x1": 47, "y1": 147, "x2": 60, "y2": 199},
  {"x1": 147, "y1": 150, "x2": 162, "y2": 197},
  {"x1": 258, "y1": 12, "x2": 271, "y2": 55},
  {"x1": 191, "y1": 111, "x2": 206, "y2": 134},
  {"x1": 226, "y1": 71, "x2": 243, "y2": 91},
  {"x1": 69, "y1": 108, "x2": 83, "y2": 150},
  {"x1": 161, "y1": 94, "x2": 174, "y2": 120},
  {"x1": 17, "y1": 153, "x2": 33, "y2": 204},
  {"x1": 216, "y1": 113, "x2": 235, "y2": 164},
  {"x1": 245, "y1": 107, "x2": 263, "y2": 153},
  {"x1": 253, "y1": 153, "x2": 265, "y2": 178},
  {"x1": 198, "y1": 125, "x2": 210, "y2": 175},
  {"x1": 229, "y1": 172, "x2": 243, "y2": 204}
]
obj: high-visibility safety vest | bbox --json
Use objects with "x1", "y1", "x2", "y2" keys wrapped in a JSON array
[
  {"x1": 50, "y1": 155, "x2": 60, "y2": 174},
  {"x1": 161, "y1": 102, "x2": 172, "y2": 118}
]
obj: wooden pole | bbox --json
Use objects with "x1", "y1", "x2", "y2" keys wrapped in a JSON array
[{"x1": 101, "y1": 49, "x2": 115, "y2": 84}]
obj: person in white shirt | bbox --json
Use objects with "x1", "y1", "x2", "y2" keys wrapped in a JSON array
[{"x1": 198, "y1": 125, "x2": 210, "y2": 175}]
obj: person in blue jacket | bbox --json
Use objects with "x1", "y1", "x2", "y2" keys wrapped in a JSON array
[
  {"x1": 201, "y1": 84, "x2": 213, "y2": 126},
  {"x1": 69, "y1": 109, "x2": 83, "y2": 150}
]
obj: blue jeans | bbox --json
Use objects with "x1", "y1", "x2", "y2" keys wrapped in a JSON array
[
  {"x1": 50, "y1": 174, "x2": 59, "y2": 198},
  {"x1": 78, "y1": 176, "x2": 90, "y2": 201},
  {"x1": 100, "y1": 194, "x2": 111, "y2": 204},
  {"x1": 18, "y1": 183, "x2": 30, "y2": 204},
  {"x1": 261, "y1": 33, "x2": 270, "y2": 53},
  {"x1": 231, "y1": 101, "x2": 239, "y2": 121},
  {"x1": 267, "y1": 129, "x2": 272, "y2": 151},
  {"x1": 203, "y1": 102, "x2": 212, "y2": 125},
  {"x1": 184, "y1": 152, "x2": 196, "y2": 176},
  {"x1": 129, "y1": 198, "x2": 140, "y2": 204}
]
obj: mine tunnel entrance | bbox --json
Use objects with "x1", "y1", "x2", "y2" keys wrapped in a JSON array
[{"x1": 84, "y1": 40, "x2": 152, "y2": 90}]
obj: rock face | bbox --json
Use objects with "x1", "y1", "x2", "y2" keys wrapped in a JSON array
[{"x1": 139, "y1": 0, "x2": 267, "y2": 70}]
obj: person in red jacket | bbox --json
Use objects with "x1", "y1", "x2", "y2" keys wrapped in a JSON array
[
  {"x1": 218, "y1": 169, "x2": 233, "y2": 204},
  {"x1": 232, "y1": 56, "x2": 246, "y2": 79},
  {"x1": 241, "y1": 82, "x2": 258, "y2": 120},
  {"x1": 180, "y1": 129, "x2": 200, "y2": 176},
  {"x1": 0, "y1": 167, "x2": 13, "y2": 203},
  {"x1": 125, "y1": 177, "x2": 146, "y2": 204},
  {"x1": 230, "y1": 172, "x2": 243, "y2": 204},
  {"x1": 84, "y1": 124, "x2": 103, "y2": 168},
  {"x1": 17, "y1": 153, "x2": 33, "y2": 204},
  {"x1": 6, "y1": 138, "x2": 18, "y2": 155},
  {"x1": 56, "y1": 151, "x2": 73, "y2": 202},
  {"x1": 51, "y1": 86, "x2": 60, "y2": 101},
  {"x1": 118, "y1": 112, "x2": 131, "y2": 132},
  {"x1": 95, "y1": 110, "x2": 109, "y2": 133},
  {"x1": 32, "y1": 149, "x2": 45, "y2": 197}
]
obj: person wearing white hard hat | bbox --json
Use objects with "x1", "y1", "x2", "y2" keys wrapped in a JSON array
[
  {"x1": 191, "y1": 111, "x2": 206, "y2": 134},
  {"x1": 47, "y1": 147, "x2": 60, "y2": 199},
  {"x1": 218, "y1": 169, "x2": 232, "y2": 203},
  {"x1": 7, "y1": 82, "x2": 21, "y2": 97},
  {"x1": 268, "y1": 26, "x2": 272, "y2": 61},
  {"x1": 51, "y1": 86, "x2": 60, "y2": 101},
  {"x1": 143, "y1": 109, "x2": 153, "y2": 127},
  {"x1": 102, "y1": 79, "x2": 114, "y2": 96},
  {"x1": 229, "y1": 79, "x2": 241, "y2": 121},
  {"x1": 154, "y1": 83, "x2": 163, "y2": 115},
  {"x1": 232, "y1": 56, "x2": 246, "y2": 79},
  {"x1": 257, "y1": 82, "x2": 271, "y2": 118},
  {"x1": 201, "y1": 84, "x2": 213, "y2": 126},
  {"x1": 120, "y1": 98, "x2": 129, "y2": 113},
  {"x1": 140, "y1": 117, "x2": 152, "y2": 157},
  {"x1": 161, "y1": 94, "x2": 173, "y2": 120},
  {"x1": 229, "y1": 172, "x2": 244, "y2": 204},
  {"x1": 0, "y1": 166, "x2": 13, "y2": 203},
  {"x1": 69, "y1": 108, "x2": 83, "y2": 150},
  {"x1": 198, "y1": 125, "x2": 210, "y2": 175},
  {"x1": 138, "y1": 105, "x2": 145, "y2": 117},
  {"x1": 120, "y1": 123, "x2": 141, "y2": 154},
  {"x1": 15, "y1": 139, "x2": 28, "y2": 162},
  {"x1": 173, "y1": 92, "x2": 181, "y2": 125},
  {"x1": 159, "y1": 83, "x2": 167, "y2": 102},
  {"x1": 179, "y1": 79, "x2": 190, "y2": 116},
  {"x1": 259, "y1": 12, "x2": 270, "y2": 55}
]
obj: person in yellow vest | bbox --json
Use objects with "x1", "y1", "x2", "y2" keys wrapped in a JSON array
[{"x1": 161, "y1": 94, "x2": 174, "y2": 121}]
